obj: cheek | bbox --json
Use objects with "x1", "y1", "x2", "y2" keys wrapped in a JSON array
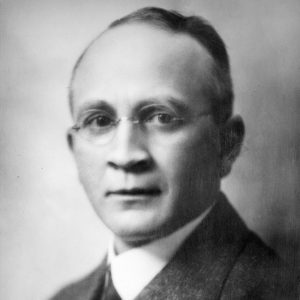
[
  {"x1": 73, "y1": 145, "x2": 107, "y2": 198},
  {"x1": 153, "y1": 131, "x2": 220, "y2": 190}
]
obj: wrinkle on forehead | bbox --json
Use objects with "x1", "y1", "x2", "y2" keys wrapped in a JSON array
[
  {"x1": 71, "y1": 23, "x2": 214, "y2": 116},
  {"x1": 77, "y1": 23, "x2": 213, "y2": 79}
]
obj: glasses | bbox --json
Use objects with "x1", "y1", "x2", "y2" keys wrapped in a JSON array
[{"x1": 70, "y1": 105, "x2": 211, "y2": 146}]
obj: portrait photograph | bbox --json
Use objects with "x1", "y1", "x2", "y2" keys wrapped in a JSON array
[{"x1": 0, "y1": 1, "x2": 299, "y2": 299}]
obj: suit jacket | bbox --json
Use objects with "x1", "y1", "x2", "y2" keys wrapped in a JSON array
[{"x1": 51, "y1": 194, "x2": 298, "y2": 299}]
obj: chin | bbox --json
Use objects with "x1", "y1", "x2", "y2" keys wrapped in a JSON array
[{"x1": 104, "y1": 210, "x2": 171, "y2": 245}]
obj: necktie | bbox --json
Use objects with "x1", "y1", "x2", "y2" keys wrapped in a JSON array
[{"x1": 101, "y1": 266, "x2": 122, "y2": 300}]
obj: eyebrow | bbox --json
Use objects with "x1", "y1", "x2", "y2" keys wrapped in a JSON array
[
  {"x1": 76, "y1": 100, "x2": 115, "y2": 119},
  {"x1": 133, "y1": 97, "x2": 191, "y2": 115}
]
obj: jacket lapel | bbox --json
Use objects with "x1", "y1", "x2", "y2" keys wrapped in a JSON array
[
  {"x1": 135, "y1": 194, "x2": 250, "y2": 300},
  {"x1": 84, "y1": 256, "x2": 108, "y2": 300}
]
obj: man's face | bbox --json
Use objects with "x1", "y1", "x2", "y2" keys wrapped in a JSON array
[{"x1": 70, "y1": 24, "x2": 222, "y2": 247}]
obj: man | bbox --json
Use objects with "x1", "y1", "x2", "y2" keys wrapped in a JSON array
[{"x1": 51, "y1": 7, "x2": 298, "y2": 300}]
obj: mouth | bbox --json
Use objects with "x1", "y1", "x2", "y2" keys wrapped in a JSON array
[{"x1": 106, "y1": 187, "x2": 161, "y2": 197}]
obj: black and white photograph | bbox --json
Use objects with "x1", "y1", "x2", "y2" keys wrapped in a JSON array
[{"x1": 0, "y1": 1, "x2": 299, "y2": 299}]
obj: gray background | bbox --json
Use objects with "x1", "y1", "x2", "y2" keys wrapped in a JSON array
[{"x1": 0, "y1": 0, "x2": 299, "y2": 299}]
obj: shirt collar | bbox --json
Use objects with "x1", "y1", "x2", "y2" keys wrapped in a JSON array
[{"x1": 107, "y1": 205, "x2": 213, "y2": 300}]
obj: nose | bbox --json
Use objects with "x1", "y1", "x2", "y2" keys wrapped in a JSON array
[{"x1": 107, "y1": 119, "x2": 153, "y2": 173}]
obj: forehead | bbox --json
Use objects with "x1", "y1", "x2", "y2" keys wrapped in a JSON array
[{"x1": 71, "y1": 24, "x2": 213, "y2": 116}]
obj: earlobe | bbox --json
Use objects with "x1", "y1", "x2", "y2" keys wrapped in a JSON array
[
  {"x1": 219, "y1": 115, "x2": 245, "y2": 177},
  {"x1": 67, "y1": 129, "x2": 74, "y2": 151}
]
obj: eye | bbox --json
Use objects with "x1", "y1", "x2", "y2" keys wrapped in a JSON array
[
  {"x1": 144, "y1": 112, "x2": 184, "y2": 131},
  {"x1": 149, "y1": 113, "x2": 175, "y2": 124},
  {"x1": 93, "y1": 116, "x2": 113, "y2": 127},
  {"x1": 138, "y1": 105, "x2": 184, "y2": 129},
  {"x1": 83, "y1": 114, "x2": 115, "y2": 131}
]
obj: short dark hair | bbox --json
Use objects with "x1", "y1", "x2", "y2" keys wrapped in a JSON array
[{"x1": 70, "y1": 7, "x2": 233, "y2": 124}]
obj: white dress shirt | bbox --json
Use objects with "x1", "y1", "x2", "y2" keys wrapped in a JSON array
[{"x1": 107, "y1": 206, "x2": 213, "y2": 300}]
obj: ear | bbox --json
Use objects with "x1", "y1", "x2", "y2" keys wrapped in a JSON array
[
  {"x1": 219, "y1": 115, "x2": 245, "y2": 177},
  {"x1": 67, "y1": 128, "x2": 74, "y2": 151}
]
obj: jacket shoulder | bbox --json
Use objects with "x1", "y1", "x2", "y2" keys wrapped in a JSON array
[
  {"x1": 50, "y1": 264, "x2": 105, "y2": 300},
  {"x1": 222, "y1": 232, "x2": 298, "y2": 299}
]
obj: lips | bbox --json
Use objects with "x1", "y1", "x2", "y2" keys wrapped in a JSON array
[{"x1": 106, "y1": 187, "x2": 161, "y2": 197}]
